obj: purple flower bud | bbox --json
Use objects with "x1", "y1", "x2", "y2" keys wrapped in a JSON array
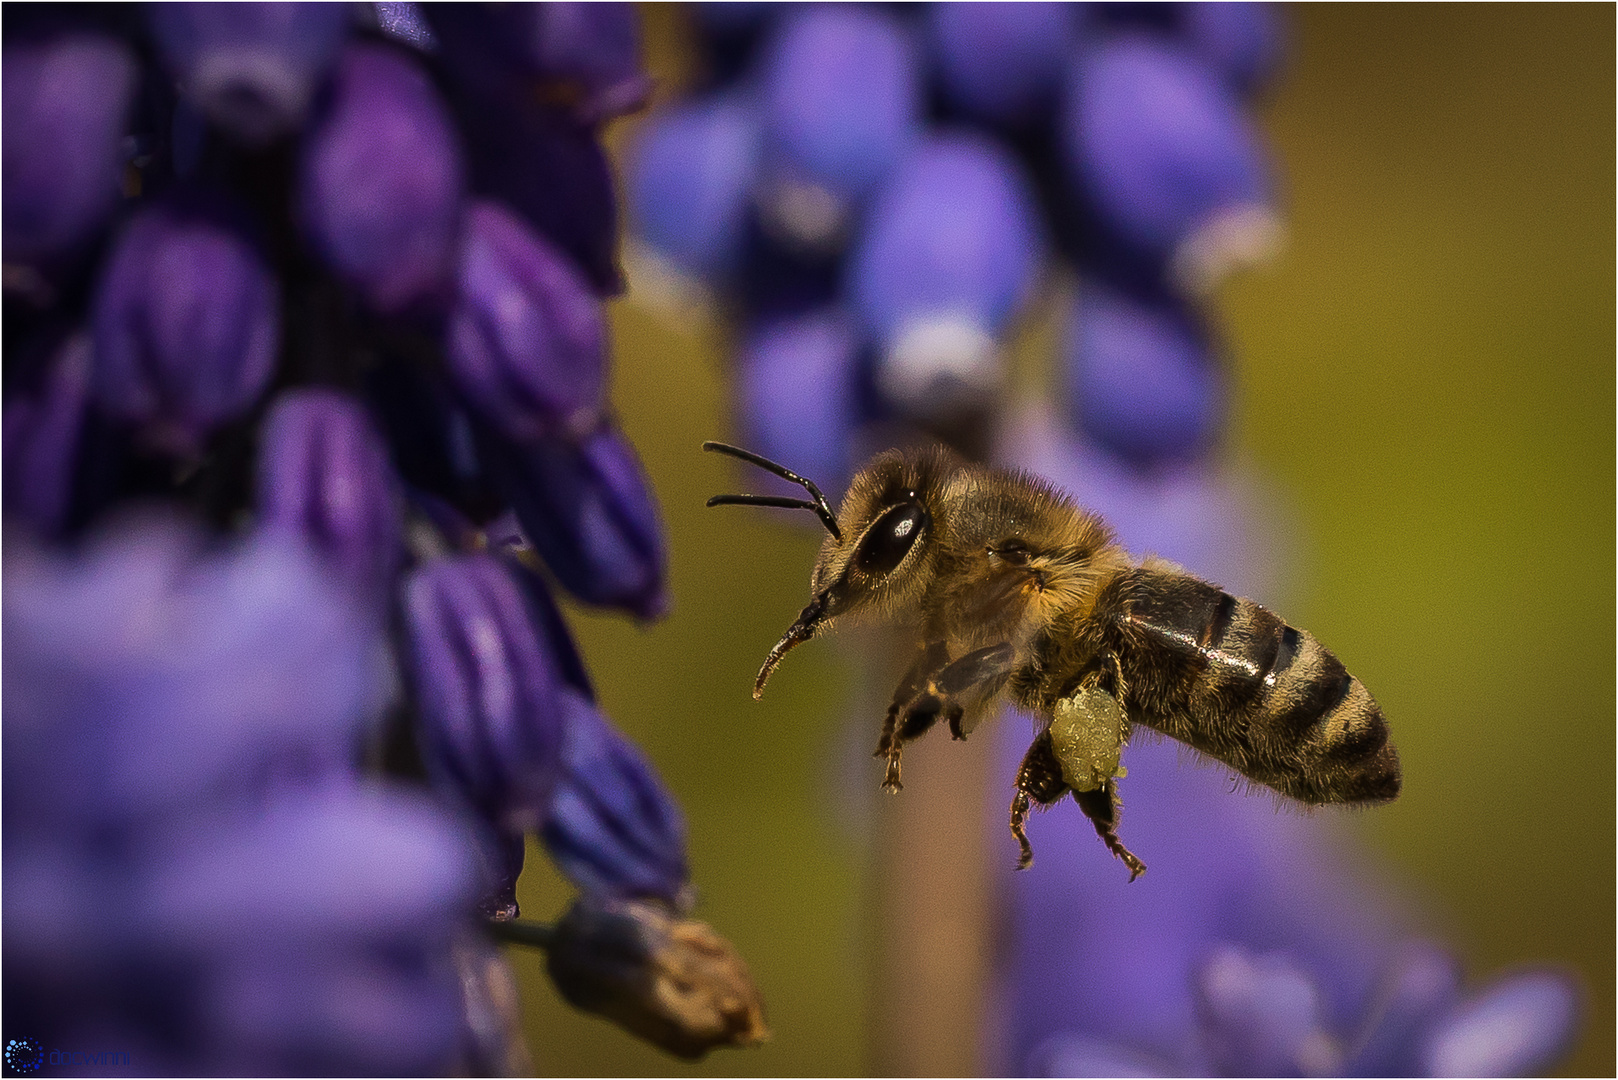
[
  {"x1": 737, "y1": 309, "x2": 861, "y2": 502},
  {"x1": 628, "y1": 95, "x2": 761, "y2": 282},
  {"x1": 480, "y1": 421, "x2": 668, "y2": 620},
  {"x1": 1347, "y1": 941, "x2": 1461, "y2": 1075},
  {"x1": 2, "y1": 35, "x2": 137, "y2": 263},
  {"x1": 256, "y1": 388, "x2": 403, "y2": 602},
  {"x1": 1181, "y1": 1, "x2": 1285, "y2": 96},
  {"x1": 3, "y1": 333, "x2": 91, "y2": 535},
  {"x1": 1420, "y1": 970, "x2": 1580, "y2": 1078},
  {"x1": 759, "y1": 6, "x2": 920, "y2": 210},
  {"x1": 423, "y1": 3, "x2": 650, "y2": 123},
  {"x1": 146, "y1": 3, "x2": 351, "y2": 145},
  {"x1": 541, "y1": 692, "x2": 689, "y2": 905},
  {"x1": 446, "y1": 201, "x2": 608, "y2": 442},
  {"x1": 475, "y1": 828, "x2": 526, "y2": 923},
  {"x1": 91, "y1": 203, "x2": 279, "y2": 454},
  {"x1": 456, "y1": 95, "x2": 624, "y2": 295},
  {"x1": 1063, "y1": 281, "x2": 1224, "y2": 464},
  {"x1": 1060, "y1": 37, "x2": 1274, "y2": 269},
  {"x1": 375, "y1": 2, "x2": 438, "y2": 53},
  {"x1": 402, "y1": 554, "x2": 568, "y2": 833},
  {"x1": 926, "y1": 3, "x2": 1077, "y2": 127},
  {"x1": 298, "y1": 43, "x2": 464, "y2": 313},
  {"x1": 545, "y1": 896, "x2": 769, "y2": 1060},
  {"x1": 848, "y1": 134, "x2": 1042, "y2": 420}
]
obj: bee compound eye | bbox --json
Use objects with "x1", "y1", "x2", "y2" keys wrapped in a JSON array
[{"x1": 855, "y1": 499, "x2": 930, "y2": 576}]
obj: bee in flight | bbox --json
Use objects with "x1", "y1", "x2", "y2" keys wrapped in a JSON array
[{"x1": 704, "y1": 441, "x2": 1400, "y2": 879}]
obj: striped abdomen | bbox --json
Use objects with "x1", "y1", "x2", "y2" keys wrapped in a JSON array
[{"x1": 1104, "y1": 566, "x2": 1400, "y2": 805}]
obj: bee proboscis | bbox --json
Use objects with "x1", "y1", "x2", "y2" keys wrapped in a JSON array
[{"x1": 704, "y1": 441, "x2": 1400, "y2": 879}]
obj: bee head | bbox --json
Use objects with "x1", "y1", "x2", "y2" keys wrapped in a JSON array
[{"x1": 704, "y1": 442, "x2": 953, "y2": 698}]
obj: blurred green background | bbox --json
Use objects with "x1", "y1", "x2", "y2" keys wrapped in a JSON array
[{"x1": 510, "y1": 6, "x2": 1614, "y2": 1075}]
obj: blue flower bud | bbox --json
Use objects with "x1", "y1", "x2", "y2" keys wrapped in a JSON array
[
  {"x1": 91, "y1": 203, "x2": 280, "y2": 453},
  {"x1": 1181, "y1": 1, "x2": 1285, "y2": 97},
  {"x1": 758, "y1": 6, "x2": 920, "y2": 245},
  {"x1": 480, "y1": 421, "x2": 668, "y2": 620},
  {"x1": 298, "y1": 43, "x2": 464, "y2": 313},
  {"x1": 3, "y1": 333, "x2": 91, "y2": 535},
  {"x1": 256, "y1": 388, "x2": 403, "y2": 603},
  {"x1": 545, "y1": 896, "x2": 768, "y2": 1060},
  {"x1": 1060, "y1": 36, "x2": 1275, "y2": 273},
  {"x1": 542, "y1": 694, "x2": 688, "y2": 904},
  {"x1": 447, "y1": 200, "x2": 607, "y2": 443},
  {"x1": 737, "y1": 309, "x2": 860, "y2": 502},
  {"x1": 1063, "y1": 281, "x2": 1223, "y2": 464},
  {"x1": 146, "y1": 2, "x2": 351, "y2": 145},
  {"x1": 402, "y1": 554, "x2": 568, "y2": 833},
  {"x1": 926, "y1": 2, "x2": 1076, "y2": 128},
  {"x1": 2, "y1": 35, "x2": 137, "y2": 263},
  {"x1": 1420, "y1": 970, "x2": 1580, "y2": 1078},
  {"x1": 848, "y1": 134, "x2": 1042, "y2": 419},
  {"x1": 628, "y1": 95, "x2": 761, "y2": 282}
]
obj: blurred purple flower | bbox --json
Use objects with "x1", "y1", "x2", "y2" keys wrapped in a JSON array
[
  {"x1": 756, "y1": 5, "x2": 920, "y2": 249},
  {"x1": 146, "y1": 2, "x2": 351, "y2": 145},
  {"x1": 91, "y1": 201, "x2": 279, "y2": 453},
  {"x1": 2, "y1": 33, "x2": 137, "y2": 263},
  {"x1": 256, "y1": 387, "x2": 403, "y2": 604},
  {"x1": 628, "y1": 94, "x2": 761, "y2": 282},
  {"x1": 992, "y1": 428, "x2": 1580, "y2": 1079},
  {"x1": 447, "y1": 200, "x2": 608, "y2": 442},
  {"x1": 3, "y1": 520, "x2": 388, "y2": 834},
  {"x1": 3, "y1": 333, "x2": 91, "y2": 535},
  {"x1": 736, "y1": 307, "x2": 862, "y2": 502},
  {"x1": 926, "y1": 2, "x2": 1077, "y2": 127},
  {"x1": 1063, "y1": 279, "x2": 1225, "y2": 465},
  {"x1": 402, "y1": 554, "x2": 568, "y2": 835},
  {"x1": 1060, "y1": 35, "x2": 1275, "y2": 279},
  {"x1": 480, "y1": 420, "x2": 668, "y2": 620},
  {"x1": 848, "y1": 133, "x2": 1043, "y2": 420},
  {"x1": 1181, "y1": 1, "x2": 1286, "y2": 97},
  {"x1": 542, "y1": 692, "x2": 690, "y2": 908},
  {"x1": 298, "y1": 42, "x2": 464, "y2": 314},
  {"x1": 3, "y1": 521, "x2": 476, "y2": 1074},
  {"x1": 375, "y1": 2, "x2": 439, "y2": 53}
]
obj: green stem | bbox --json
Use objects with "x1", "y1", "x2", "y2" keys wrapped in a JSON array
[{"x1": 488, "y1": 918, "x2": 558, "y2": 951}]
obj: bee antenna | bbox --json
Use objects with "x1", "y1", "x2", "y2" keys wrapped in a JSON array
[{"x1": 702, "y1": 441, "x2": 843, "y2": 542}]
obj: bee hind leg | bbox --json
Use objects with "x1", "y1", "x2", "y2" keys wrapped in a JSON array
[
  {"x1": 1009, "y1": 729, "x2": 1070, "y2": 871},
  {"x1": 1072, "y1": 782, "x2": 1146, "y2": 881}
]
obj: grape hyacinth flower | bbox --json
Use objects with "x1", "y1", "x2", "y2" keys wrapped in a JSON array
[
  {"x1": 4, "y1": 1, "x2": 766, "y2": 1067},
  {"x1": 447, "y1": 200, "x2": 609, "y2": 443},
  {"x1": 256, "y1": 388, "x2": 404, "y2": 605},
  {"x1": 298, "y1": 42, "x2": 464, "y2": 314},
  {"x1": 91, "y1": 201, "x2": 280, "y2": 453},
  {"x1": 146, "y1": 2, "x2": 350, "y2": 146},
  {"x1": 2, "y1": 32, "x2": 138, "y2": 265},
  {"x1": 3, "y1": 522, "x2": 481, "y2": 1075}
]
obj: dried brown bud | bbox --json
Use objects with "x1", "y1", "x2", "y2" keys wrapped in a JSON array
[{"x1": 545, "y1": 896, "x2": 769, "y2": 1060}]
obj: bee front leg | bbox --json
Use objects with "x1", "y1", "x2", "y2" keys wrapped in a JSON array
[
  {"x1": 901, "y1": 641, "x2": 1017, "y2": 743},
  {"x1": 878, "y1": 641, "x2": 951, "y2": 792}
]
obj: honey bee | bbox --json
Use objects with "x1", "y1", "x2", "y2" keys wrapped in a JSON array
[{"x1": 703, "y1": 441, "x2": 1401, "y2": 880}]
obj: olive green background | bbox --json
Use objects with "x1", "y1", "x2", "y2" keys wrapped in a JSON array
[{"x1": 511, "y1": 6, "x2": 1614, "y2": 1075}]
